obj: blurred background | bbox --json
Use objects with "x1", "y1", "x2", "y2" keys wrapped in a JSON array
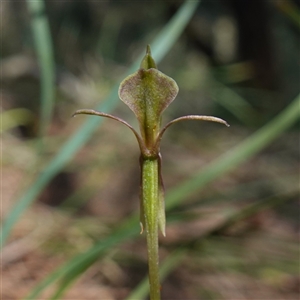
[{"x1": 1, "y1": 0, "x2": 299, "y2": 299}]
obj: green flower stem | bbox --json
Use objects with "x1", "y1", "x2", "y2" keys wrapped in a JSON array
[
  {"x1": 67, "y1": 45, "x2": 228, "y2": 299},
  {"x1": 142, "y1": 157, "x2": 161, "y2": 300}
]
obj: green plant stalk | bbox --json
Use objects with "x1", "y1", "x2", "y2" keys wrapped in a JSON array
[
  {"x1": 27, "y1": 0, "x2": 55, "y2": 143},
  {"x1": 60, "y1": 44, "x2": 223, "y2": 299},
  {"x1": 142, "y1": 158, "x2": 160, "y2": 300},
  {"x1": 126, "y1": 248, "x2": 185, "y2": 300}
]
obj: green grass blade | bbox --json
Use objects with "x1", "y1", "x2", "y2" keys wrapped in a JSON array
[
  {"x1": 25, "y1": 94, "x2": 299, "y2": 299},
  {"x1": 26, "y1": 0, "x2": 55, "y2": 141},
  {"x1": 150, "y1": 0, "x2": 200, "y2": 61},
  {"x1": 25, "y1": 216, "x2": 138, "y2": 300},
  {"x1": 1, "y1": 0, "x2": 200, "y2": 246},
  {"x1": 210, "y1": 80, "x2": 258, "y2": 126},
  {"x1": 166, "y1": 94, "x2": 300, "y2": 210},
  {"x1": 208, "y1": 189, "x2": 298, "y2": 237}
]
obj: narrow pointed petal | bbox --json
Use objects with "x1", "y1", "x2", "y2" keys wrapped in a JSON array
[
  {"x1": 73, "y1": 109, "x2": 147, "y2": 153},
  {"x1": 156, "y1": 115, "x2": 229, "y2": 148}
]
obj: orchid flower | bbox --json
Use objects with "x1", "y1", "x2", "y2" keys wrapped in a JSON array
[{"x1": 73, "y1": 45, "x2": 229, "y2": 300}]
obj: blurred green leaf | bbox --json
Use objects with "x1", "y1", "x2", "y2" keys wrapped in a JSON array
[
  {"x1": 165, "y1": 94, "x2": 300, "y2": 210},
  {"x1": 210, "y1": 79, "x2": 257, "y2": 126},
  {"x1": 27, "y1": 216, "x2": 138, "y2": 300},
  {"x1": 1, "y1": 108, "x2": 34, "y2": 133},
  {"x1": 27, "y1": 0, "x2": 55, "y2": 142},
  {"x1": 275, "y1": 0, "x2": 300, "y2": 29}
]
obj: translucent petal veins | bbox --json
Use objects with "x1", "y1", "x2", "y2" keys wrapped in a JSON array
[{"x1": 118, "y1": 68, "x2": 179, "y2": 149}]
